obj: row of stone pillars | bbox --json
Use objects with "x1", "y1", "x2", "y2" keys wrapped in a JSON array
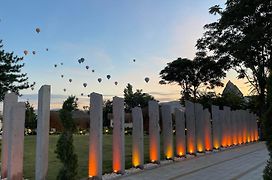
[
  {"x1": 1, "y1": 85, "x2": 50, "y2": 180},
  {"x1": 0, "y1": 87, "x2": 258, "y2": 180}
]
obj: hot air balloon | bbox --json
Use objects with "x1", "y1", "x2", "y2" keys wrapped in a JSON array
[
  {"x1": 32, "y1": 51, "x2": 36, "y2": 55},
  {"x1": 114, "y1": 81, "x2": 118, "y2": 85},
  {"x1": 24, "y1": 50, "x2": 28, "y2": 55},
  {"x1": 31, "y1": 87, "x2": 34, "y2": 91},
  {"x1": 54, "y1": 64, "x2": 57, "y2": 68},
  {"x1": 60, "y1": 63, "x2": 63, "y2": 65},
  {"x1": 144, "y1": 77, "x2": 150, "y2": 83},
  {"x1": 133, "y1": 59, "x2": 136, "y2": 62},
  {"x1": 81, "y1": 93, "x2": 84, "y2": 96},
  {"x1": 61, "y1": 75, "x2": 64, "y2": 78},
  {"x1": 87, "y1": 94, "x2": 90, "y2": 97},
  {"x1": 106, "y1": 75, "x2": 111, "y2": 79},
  {"x1": 46, "y1": 48, "x2": 49, "y2": 51},
  {"x1": 98, "y1": 78, "x2": 102, "y2": 83},
  {"x1": 86, "y1": 66, "x2": 89, "y2": 70},
  {"x1": 69, "y1": 79, "x2": 72, "y2": 83},
  {"x1": 36, "y1": 28, "x2": 41, "y2": 33},
  {"x1": 75, "y1": 98, "x2": 79, "y2": 101},
  {"x1": 83, "y1": 83, "x2": 87, "y2": 87},
  {"x1": 63, "y1": 88, "x2": 66, "y2": 92},
  {"x1": 92, "y1": 69, "x2": 95, "y2": 73}
]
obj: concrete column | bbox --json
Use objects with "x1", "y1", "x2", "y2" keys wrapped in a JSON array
[
  {"x1": 246, "y1": 110, "x2": 251, "y2": 143},
  {"x1": 203, "y1": 109, "x2": 212, "y2": 151},
  {"x1": 231, "y1": 110, "x2": 238, "y2": 145},
  {"x1": 175, "y1": 109, "x2": 186, "y2": 157},
  {"x1": 250, "y1": 113, "x2": 255, "y2": 142},
  {"x1": 211, "y1": 105, "x2": 221, "y2": 149},
  {"x1": 161, "y1": 105, "x2": 173, "y2": 159},
  {"x1": 219, "y1": 108, "x2": 227, "y2": 147},
  {"x1": 112, "y1": 97, "x2": 125, "y2": 174},
  {"x1": 237, "y1": 110, "x2": 243, "y2": 144},
  {"x1": 242, "y1": 110, "x2": 247, "y2": 143},
  {"x1": 185, "y1": 100, "x2": 196, "y2": 154},
  {"x1": 254, "y1": 114, "x2": 258, "y2": 141},
  {"x1": 88, "y1": 93, "x2": 103, "y2": 179},
  {"x1": 132, "y1": 107, "x2": 144, "y2": 168},
  {"x1": 7, "y1": 102, "x2": 25, "y2": 180},
  {"x1": 1, "y1": 93, "x2": 18, "y2": 178},
  {"x1": 225, "y1": 107, "x2": 232, "y2": 146},
  {"x1": 148, "y1": 100, "x2": 160, "y2": 163},
  {"x1": 35, "y1": 85, "x2": 51, "y2": 180},
  {"x1": 195, "y1": 103, "x2": 205, "y2": 152}
]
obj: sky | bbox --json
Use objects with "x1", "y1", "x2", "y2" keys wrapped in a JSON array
[{"x1": 0, "y1": 0, "x2": 249, "y2": 109}]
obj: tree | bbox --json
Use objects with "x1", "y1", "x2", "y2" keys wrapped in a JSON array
[
  {"x1": 103, "y1": 100, "x2": 113, "y2": 127},
  {"x1": 196, "y1": 0, "x2": 272, "y2": 117},
  {"x1": 55, "y1": 96, "x2": 78, "y2": 180},
  {"x1": 124, "y1": 83, "x2": 155, "y2": 111},
  {"x1": 160, "y1": 55, "x2": 224, "y2": 101},
  {"x1": 0, "y1": 40, "x2": 33, "y2": 101},
  {"x1": 25, "y1": 101, "x2": 37, "y2": 131}
]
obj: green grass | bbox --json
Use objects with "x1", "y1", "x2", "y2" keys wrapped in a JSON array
[{"x1": 15, "y1": 134, "x2": 171, "y2": 180}]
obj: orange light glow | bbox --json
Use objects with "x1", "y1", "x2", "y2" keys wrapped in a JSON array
[
  {"x1": 150, "y1": 141, "x2": 159, "y2": 162},
  {"x1": 132, "y1": 151, "x2": 140, "y2": 167},
  {"x1": 113, "y1": 170, "x2": 118, "y2": 173}
]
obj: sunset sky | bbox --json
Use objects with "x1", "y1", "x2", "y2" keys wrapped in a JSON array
[{"x1": 0, "y1": 0, "x2": 250, "y2": 109}]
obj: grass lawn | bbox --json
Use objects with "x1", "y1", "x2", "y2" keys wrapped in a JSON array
[{"x1": 10, "y1": 134, "x2": 171, "y2": 180}]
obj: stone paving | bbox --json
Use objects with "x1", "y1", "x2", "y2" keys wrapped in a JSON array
[{"x1": 118, "y1": 142, "x2": 268, "y2": 180}]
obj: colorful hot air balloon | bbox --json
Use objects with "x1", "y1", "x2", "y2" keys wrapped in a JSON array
[
  {"x1": 144, "y1": 77, "x2": 150, "y2": 83},
  {"x1": 83, "y1": 83, "x2": 87, "y2": 87},
  {"x1": 86, "y1": 66, "x2": 89, "y2": 70},
  {"x1": 24, "y1": 50, "x2": 28, "y2": 55},
  {"x1": 69, "y1": 79, "x2": 72, "y2": 83},
  {"x1": 98, "y1": 78, "x2": 102, "y2": 83},
  {"x1": 106, "y1": 75, "x2": 111, "y2": 79},
  {"x1": 114, "y1": 81, "x2": 118, "y2": 85},
  {"x1": 32, "y1": 51, "x2": 36, "y2": 55},
  {"x1": 36, "y1": 28, "x2": 41, "y2": 33}
]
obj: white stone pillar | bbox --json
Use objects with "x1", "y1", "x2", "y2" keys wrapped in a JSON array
[
  {"x1": 237, "y1": 110, "x2": 243, "y2": 144},
  {"x1": 231, "y1": 110, "x2": 238, "y2": 145},
  {"x1": 242, "y1": 110, "x2": 247, "y2": 143},
  {"x1": 161, "y1": 104, "x2": 173, "y2": 159},
  {"x1": 185, "y1": 100, "x2": 196, "y2": 154},
  {"x1": 148, "y1": 100, "x2": 160, "y2": 163},
  {"x1": 112, "y1": 97, "x2": 125, "y2": 174},
  {"x1": 225, "y1": 107, "x2": 232, "y2": 146},
  {"x1": 1, "y1": 93, "x2": 18, "y2": 178},
  {"x1": 175, "y1": 108, "x2": 186, "y2": 156},
  {"x1": 195, "y1": 103, "x2": 205, "y2": 152},
  {"x1": 132, "y1": 107, "x2": 144, "y2": 168},
  {"x1": 211, "y1": 105, "x2": 221, "y2": 149},
  {"x1": 203, "y1": 109, "x2": 212, "y2": 151},
  {"x1": 219, "y1": 108, "x2": 227, "y2": 147},
  {"x1": 254, "y1": 114, "x2": 258, "y2": 141},
  {"x1": 35, "y1": 85, "x2": 51, "y2": 180},
  {"x1": 7, "y1": 102, "x2": 25, "y2": 180},
  {"x1": 88, "y1": 93, "x2": 103, "y2": 178}
]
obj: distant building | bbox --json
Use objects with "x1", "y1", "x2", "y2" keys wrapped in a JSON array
[{"x1": 222, "y1": 80, "x2": 243, "y2": 97}]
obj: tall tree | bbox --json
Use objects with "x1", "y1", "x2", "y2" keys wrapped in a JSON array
[
  {"x1": 160, "y1": 55, "x2": 224, "y2": 101},
  {"x1": 196, "y1": 0, "x2": 272, "y2": 116},
  {"x1": 25, "y1": 101, "x2": 37, "y2": 131},
  {"x1": 55, "y1": 96, "x2": 78, "y2": 180},
  {"x1": 124, "y1": 83, "x2": 155, "y2": 111},
  {"x1": 0, "y1": 40, "x2": 33, "y2": 101}
]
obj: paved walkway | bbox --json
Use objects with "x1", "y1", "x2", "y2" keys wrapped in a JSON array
[{"x1": 119, "y1": 142, "x2": 268, "y2": 180}]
